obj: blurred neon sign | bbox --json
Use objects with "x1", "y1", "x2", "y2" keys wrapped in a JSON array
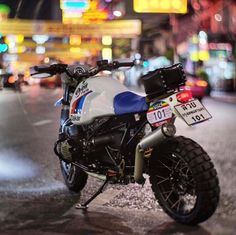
[
  {"x1": 0, "y1": 19, "x2": 141, "y2": 37},
  {"x1": 133, "y1": 0, "x2": 187, "y2": 13},
  {"x1": 32, "y1": 35, "x2": 49, "y2": 44},
  {"x1": 61, "y1": 0, "x2": 90, "y2": 23},
  {"x1": 60, "y1": 0, "x2": 89, "y2": 10},
  {"x1": 208, "y1": 43, "x2": 232, "y2": 51},
  {"x1": 0, "y1": 43, "x2": 8, "y2": 52},
  {"x1": 0, "y1": 4, "x2": 10, "y2": 14}
]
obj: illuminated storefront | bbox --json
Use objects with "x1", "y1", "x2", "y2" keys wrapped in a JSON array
[{"x1": 0, "y1": 18, "x2": 141, "y2": 66}]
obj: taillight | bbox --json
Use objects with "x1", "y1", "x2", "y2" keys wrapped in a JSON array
[
  {"x1": 196, "y1": 80, "x2": 208, "y2": 87},
  {"x1": 8, "y1": 76, "x2": 16, "y2": 84},
  {"x1": 177, "y1": 90, "x2": 193, "y2": 103}
]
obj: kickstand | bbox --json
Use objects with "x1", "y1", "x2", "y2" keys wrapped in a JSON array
[{"x1": 75, "y1": 176, "x2": 109, "y2": 210}]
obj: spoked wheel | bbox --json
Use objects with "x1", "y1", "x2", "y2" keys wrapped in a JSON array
[
  {"x1": 149, "y1": 136, "x2": 220, "y2": 225},
  {"x1": 60, "y1": 161, "x2": 88, "y2": 193}
]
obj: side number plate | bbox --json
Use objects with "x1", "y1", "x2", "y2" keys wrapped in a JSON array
[
  {"x1": 147, "y1": 101, "x2": 172, "y2": 127},
  {"x1": 174, "y1": 99, "x2": 212, "y2": 126}
]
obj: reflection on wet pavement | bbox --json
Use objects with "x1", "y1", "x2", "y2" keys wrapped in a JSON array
[
  {"x1": 0, "y1": 195, "x2": 229, "y2": 235},
  {"x1": 148, "y1": 222, "x2": 211, "y2": 235},
  {"x1": 0, "y1": 197, "x2": 133, "y2": 235},
  {"x1": 0, "y1": 150, "x2": 39, "y2": 181}
]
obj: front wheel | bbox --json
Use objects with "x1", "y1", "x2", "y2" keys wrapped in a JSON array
[
  {"x1": 60, "y1": 161, "x2": 88, "y2": 193},
  {"x1": 149, "y1": 136, "x2": 220, "y2": 225}
]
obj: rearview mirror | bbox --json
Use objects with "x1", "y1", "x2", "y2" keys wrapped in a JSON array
[
  {"x1": 30, "y1": 66, "x2": 52, "y2": 79},
  {"x1": 31, "y1": 73, "x2": 52, "y2": 79}
]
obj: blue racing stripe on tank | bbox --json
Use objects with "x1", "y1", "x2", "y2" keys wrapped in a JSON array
[{"x1": 75, "y1": 91, "x2": 92, "y2": 114}]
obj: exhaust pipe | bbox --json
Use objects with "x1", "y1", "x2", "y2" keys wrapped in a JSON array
[{"x1": 134, "y1": 123, "x2": 176, "y2": 184}]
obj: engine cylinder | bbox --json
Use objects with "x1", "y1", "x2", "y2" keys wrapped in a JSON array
[{"x1": 91, "y1": 133, "x2": 118, "y2": 146}]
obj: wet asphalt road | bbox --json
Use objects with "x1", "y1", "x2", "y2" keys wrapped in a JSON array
[{"x1": 0, "y1": 85, "x2": 236, "y2": 234}]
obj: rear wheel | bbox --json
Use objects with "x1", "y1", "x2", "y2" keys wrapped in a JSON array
[
  {"x1": 149, "y1": 136, "x2": 220, "y2": 225},
  {"x1": 60, "y1": 161, "x2": 88, "y2": 193}
]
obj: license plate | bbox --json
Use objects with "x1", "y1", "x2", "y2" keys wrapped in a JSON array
[
  {"x1": 174, "y1": 99, "x2": 212, "y2": 126},
  {"x1": 147, "y1": 101, "x2": 173, "y2": 127}
]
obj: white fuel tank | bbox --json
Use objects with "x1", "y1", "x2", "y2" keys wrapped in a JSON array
[{"x1": 70, "y1": 75, "x2": 129, "y2": 125}]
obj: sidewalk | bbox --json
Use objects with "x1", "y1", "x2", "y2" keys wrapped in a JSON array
[{"x1": 211, "y1": 91, "x2": 236, "y2": 104}]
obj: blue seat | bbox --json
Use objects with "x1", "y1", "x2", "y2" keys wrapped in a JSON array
[{"x1": 114, "y1": 91, "x2": 148, "y2": 115}]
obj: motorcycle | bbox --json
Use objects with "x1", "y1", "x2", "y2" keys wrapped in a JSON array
[{"x1": 30, "y1": 60, "x2": 219, "y2": 225}]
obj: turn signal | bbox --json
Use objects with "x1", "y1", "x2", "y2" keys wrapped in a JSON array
[{"x1": 177, "y1": 90, "x2": 193, "y2": 103}]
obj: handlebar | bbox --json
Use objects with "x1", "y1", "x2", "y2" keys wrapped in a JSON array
[
  {"x1": 34, "y1": 64, "x2": 68, "y2": 74},
  {"x1": 30, "y1": 60, "x2": 135, "y2": 80},
  {"x1": 75, "y1": 60, "x2": 134, "y2": 79}
]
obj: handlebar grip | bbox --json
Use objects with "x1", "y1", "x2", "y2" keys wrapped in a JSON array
[
  {"x1": 118, "y1": 62, "x2": 135, "y2": 67},
  {"x1": 34, "y1": 65, "x2": 52, "y2": 73},
  {"x1": 110, "y1": 61, "x2": 134, "y2": 70},
  {"x1": 30, "y1": 64, "x2": 68, "y2": 78},
  {"x1": 30, "y1": 65, "x2": 53, "y2": 78}
]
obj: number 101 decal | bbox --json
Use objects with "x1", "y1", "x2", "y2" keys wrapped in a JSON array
[{"x1": 147, "y1": 101, "x2": 173, "y2": 127}]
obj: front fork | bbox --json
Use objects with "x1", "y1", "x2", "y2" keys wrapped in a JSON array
[{"x1": 60, "y1": 84, "x2": 74, "y2": 128}]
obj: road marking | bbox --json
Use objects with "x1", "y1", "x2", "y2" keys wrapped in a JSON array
[{"x1": 33, "y1": 119, "x2": 53, "y2": 126}]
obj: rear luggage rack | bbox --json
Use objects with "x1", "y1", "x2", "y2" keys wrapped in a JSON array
[{"x1": 142, "y1": 63, "x2": 186, "y2": 101}]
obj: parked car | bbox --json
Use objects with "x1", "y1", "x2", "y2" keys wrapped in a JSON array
[
  {"x1": 1, "y1": 73, "x2": 15, "y2": 88},
  {"x1": 184, "y1": 74, "x2": 208, "y2": 101}
]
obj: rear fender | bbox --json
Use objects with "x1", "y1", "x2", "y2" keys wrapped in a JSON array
[{"x1": 160, "y1": 93, "x2": 182, "y2": 118}]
